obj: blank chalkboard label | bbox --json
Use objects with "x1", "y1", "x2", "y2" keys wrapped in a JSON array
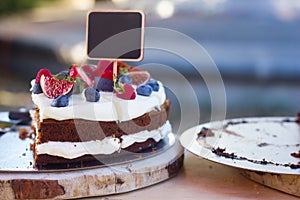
[{"x1": 86, "y1": 10, "x2": 144, "y2": 61}]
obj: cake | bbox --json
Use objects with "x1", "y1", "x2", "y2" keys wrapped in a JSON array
[{"x1": 30, "y1": 61, "x2": 172, "y2": 169}]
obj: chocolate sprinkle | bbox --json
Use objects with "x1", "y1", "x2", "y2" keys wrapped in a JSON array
[
  {"x1": 197, "y1": 127, "x2": 214, "y2": 139},
  {"x1": 212, "y1": 147, "x2": 300, "y2": 170},
  {"x1": 291, "y1": 151, "x2": 300, "y2": 158}
]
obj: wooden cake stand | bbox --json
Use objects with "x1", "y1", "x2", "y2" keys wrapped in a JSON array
[{"x1": 0, "y1": 127, "x2": 183, "y2": 199}]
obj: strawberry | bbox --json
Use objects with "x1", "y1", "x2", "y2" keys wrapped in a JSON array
[
  {"x1": 81, "y1": 64, "x2": 96, "y2": 80},
  {"x1": 94, "y1": 60, "x2": 131, "y2": 78},
  {"x1": 94, "y1": 60, "x2": 113, "y2": 77},
  {"x1": 100, "y1": 70, "x2": 114, "y2": 80},
  {"x1": 115, "y1": 84, "x2": 136, "y2": 100},
  {"x1": 128, "y1": 66, "x2": 142, "y2": 72},
  {"x1": 69, "y1": 65, "x2": 79, "y2": 79},
  {"x1": 65, "y1": 64, "x2": 93, "y2": 87}
]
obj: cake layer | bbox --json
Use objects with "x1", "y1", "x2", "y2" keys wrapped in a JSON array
[
  {"x1": 35, "y1": 121, "x2": 172, "y2": 159},
  {"x1": 31, "y1": 81, "x2": 166, "y2": 122},
  {"x1": 36, "y1": 99, "x2": 170, "y2": 143},
  {"x1": 34, "y1": 138, "x2": 165, "y2": 170}
]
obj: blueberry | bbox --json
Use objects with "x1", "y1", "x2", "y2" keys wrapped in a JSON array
[
  {"x1": 94, "y1": 77, "x2": 114, "y2": 92},
  {"x1": 51, "y1": 95, "x2": 69, "y2": 107},
  {"x1": 136, "y1": 84, "x2": 153, "y2": 96},
  {"x1": 118, "y1": 75, "x2": 132, "y2": 85},
  {"x1": 84, "y1": 87, "x2": 100, "y2": 102},
  {"x1": 147, "y1": 79, "x2": 160, "y2": 92},
  {"x1": 58, "y1": 70, "x2": 69, "y2": 75},
  {"x1": 32, "y1": 83, "x2": 43, "y2": 94}
]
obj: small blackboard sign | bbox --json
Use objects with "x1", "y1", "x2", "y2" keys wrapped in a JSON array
[{"x1": 86, "y1": 10, "x2": 145, "y2": 61}]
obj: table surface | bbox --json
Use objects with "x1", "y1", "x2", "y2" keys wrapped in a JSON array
[{"x1": 102, "y1": 151, "x2": 299, "y2": 200}]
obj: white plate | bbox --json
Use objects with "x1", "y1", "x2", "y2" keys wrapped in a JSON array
[{"x1": 180, "y1": 117, "x2": 300, "y2": 175}]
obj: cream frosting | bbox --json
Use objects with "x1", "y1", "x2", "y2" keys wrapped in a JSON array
[
  {"x1": 36, "y1": 121, "x2": 172, "y2": 159},
  {"x1": 31, "y1": 81, "x2": 166, "y2": 122}
]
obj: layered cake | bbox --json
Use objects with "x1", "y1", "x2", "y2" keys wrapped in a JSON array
[{"x1": 30, "y1": 61, "x2": 172, "y2": 169}]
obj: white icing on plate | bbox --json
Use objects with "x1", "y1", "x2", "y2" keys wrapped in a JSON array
[{"x1": 180, "y1": 117, "x2": 300, "y2": 175}]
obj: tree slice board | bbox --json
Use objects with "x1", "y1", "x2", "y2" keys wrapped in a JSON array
[
  {"x1": 242, "y1": 170, "x2": 300, "y2": 197},
  {"x1": 0, "y1": 141, "x2": 184, "y2": 199}
]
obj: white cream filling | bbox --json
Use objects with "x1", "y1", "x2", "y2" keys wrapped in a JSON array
[
  {"x1": 31, "y1": 81, "x2": 166, "y2": 122},
  {"x1": 36, "y1": 121, "x2": 172, "y2": 159}
]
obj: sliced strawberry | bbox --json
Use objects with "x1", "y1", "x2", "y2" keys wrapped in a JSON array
[
  {"x1": 94, "y1": 61, "x2": 132, "y2": 77},
  {"x1": 100, "y1": 70, "x2": 113, "y2": 80},
  {"x1": 77, "y1": 67, "x2": 93, "y2": 87},
  {"x1": 117, "y1": 61, "x2": 129, "y2": 75},
  {"x1": 128, "y1": 66, "x2": 142, "y2": 72},
  {"x1": 69, "y1": 65, "x2": 79, "y2": 79},
  {"x1": 94, "y1": 60, "x2": 113, "y2": 77},
  {"x1": 116, "y1": 84, "x2": 136, "y2": 100},
  {"x1": 117, "y1": 61, "x2": 129, "y2": 69},
  {"x1": 81, "y1": 64, "x2": 96, "y2": 80}
]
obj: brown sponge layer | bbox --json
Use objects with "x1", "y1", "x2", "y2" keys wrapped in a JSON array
[{"x1": 36, "y1": 99, "x2": 170, "y2": 143}]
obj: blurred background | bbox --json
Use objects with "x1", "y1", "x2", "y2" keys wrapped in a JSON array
[{"x1": 0, "y1": 0, "x2": 299, "y2": 128}]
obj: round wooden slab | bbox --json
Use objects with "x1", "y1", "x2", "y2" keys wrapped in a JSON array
[
  {"x1": 0, "y1": 141, "x2": 184, "y2": 199},
  {"x1": 242, "y1": 170, "x2": 300, "y2": 197}
]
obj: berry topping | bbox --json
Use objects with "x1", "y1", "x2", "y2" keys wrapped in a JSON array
[
  {"x1": 94, "y1": 61, "x2": 131, "y2": 78},
  {"x1": 94, "y1": 77, "x2": 114, "y2": 92},
  {"x1": 32, "y1": 83, "x2": 43, "y2": 94},
  {"x1": 35, "y1": 69, "x2": 51, "y2": 83},
  {"x1": 69, "y1": 65, "x2": 79, "y2": 79},
  {"x1": 94, "y1": 60, "x2": 113, "y2": 77},
  {"x1": 128, "y1": 66, "x2": 142, "y2": 72},
  {"x1": 84, "y1": 87, "x2": 100, "y2": 102},
  {"x1": 136, "y1": 84, "x2": 153, "y2": 96},
  {"x1": 127, "y1": 71, "x2": 150, "y2": 85},
  {"x1": 74, "y1": 65, "x2": 93, "y2": 87},
  {"x1": 116, "y1": 84, "x2": 136, "y2": 100},
  {"x1": 147, "y1": 79, "x2": 160, "y2": 92},
  {"x1": 51, "y1": 95, "x2": 69, "y2": 107},
  {"x1": 118, "y1": 75, "x2": 132, "y2": 85},
  {"x1": 81, "y1": 64, "x2": 96, "y2": 81},
  {"x1": 100, "y1": 69, "x2": 114, "y2": 80},
  {"x1": 40, "y1": 74, "x2": 75, "y2": 99}
]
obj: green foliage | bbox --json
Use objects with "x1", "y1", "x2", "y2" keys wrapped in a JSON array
[{"x1": 0, "y1": 0, "x2": 53, "y2": 15}]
